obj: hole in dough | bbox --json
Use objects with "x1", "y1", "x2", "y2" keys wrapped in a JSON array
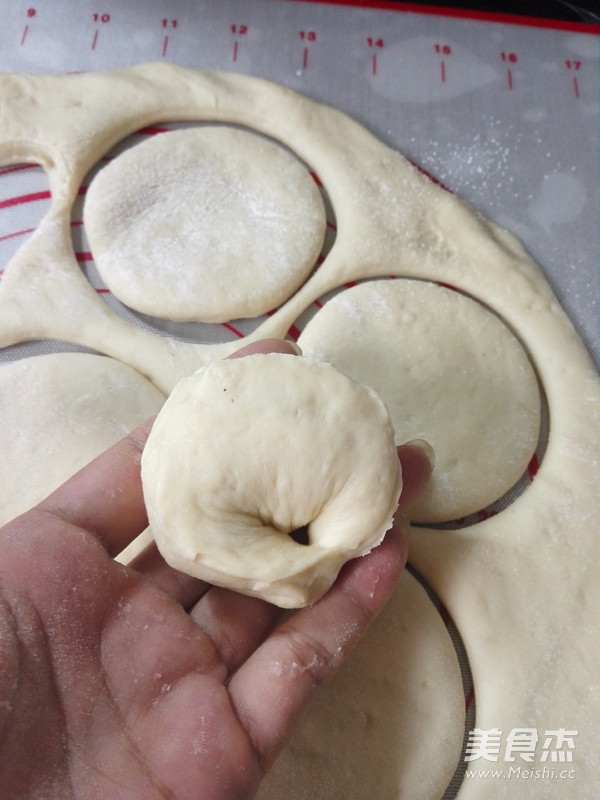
[
  {"x1": 80, "y1": 124, "x2": 328, "y2": 327},
  {"x1": 0, "y1": 351, "x2": 165, "y2": 527},
  {"x1": 288, "y1": 524, "x2": 310, "y2": 545},
  {"x1": 0, "y1": 162, "x2": 51, "y2": 273},
  {"x1": 297, "y1": 278, "x2": 543, "y2": 523}
]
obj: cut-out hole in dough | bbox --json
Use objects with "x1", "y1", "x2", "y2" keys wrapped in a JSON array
[
  {"x1": 288, "y1": 524, "x2": 310, "y2": 545},
  {"x1": 82, "y1": 124, "x2": 327, "y2": 324},
  {"x1": 297, "y1": 278, "x2": 542, "y2": 523},
  {"x1": 0, "y1": 162, "x2": 51, "y2": 274}
]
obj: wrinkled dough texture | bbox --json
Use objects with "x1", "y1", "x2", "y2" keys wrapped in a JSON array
[
  {"x1": 141, "y1": 353, "x2": 402, "y2": 608},
  {"x1": 299, "y1": 279, "x2": 541, "y2": 522},
  {"x1": 83, "y1": 126, "x2": 326, "y2": 323},
  {"x1": 0, "y1": 353, "x2": 165, "y2": 526},
  {"x1": 257, "y1": 570, "x2": 465, "y2": 800}
]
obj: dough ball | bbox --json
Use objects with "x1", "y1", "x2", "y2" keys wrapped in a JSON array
[
  {"x1": 141, "y1": 353, "x2": 401, "y2": 608},
  {"x1": 0, "y1": 352, "x2": 165, "y2": 526},
  {"x1": 256, "y1": 571, "x2": 465, "y2": 800},
  {"x1": 298, "y1": 279, "x2": 541, "y2": 523},
  {"x1": 84, "y1": 127, "x2": 326, "y2": 323}
]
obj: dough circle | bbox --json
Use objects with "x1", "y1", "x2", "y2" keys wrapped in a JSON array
[
  {"x1": 141, "y1": 352, "x2": 402, "y2": 608},
  {"x1": 83, "y1": 126, "x2": 326, "y2": 323},
  {"x1": 0, "y1": 352, "x2": 165, "y2": 527},
  {"x1": 298, "y1": 279, "x2": 541, "y2": 522}
]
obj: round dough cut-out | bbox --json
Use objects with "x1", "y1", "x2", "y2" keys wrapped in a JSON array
[
  {"x1": 83, "y1": 126, "x2": 327, "y2": 323},
  {"x1": 298, "y1": 279, "x2": 541, "y2": 523},
  {"x1": 141, "y1": 352, "x2": 401, "y2": 608},
  {"x1": 0, "y1": 352, "x2": 165, "y2": 527}
]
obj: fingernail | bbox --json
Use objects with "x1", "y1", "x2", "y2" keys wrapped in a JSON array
[
  {"x1": 287, "y1": 341, "x2": 303, "y2": 355},
  {"x1": 405, "y1": 438, "x2": 435, "y2": 469}
]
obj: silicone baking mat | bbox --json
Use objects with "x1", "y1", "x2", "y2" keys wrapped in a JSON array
[{"x1": 0, "y1": 2, "x2": 598, "y2": 798}]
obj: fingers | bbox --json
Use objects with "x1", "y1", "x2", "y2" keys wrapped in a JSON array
[{"x1": 227, "y1": 522, "x2": 408, "y2": 774}]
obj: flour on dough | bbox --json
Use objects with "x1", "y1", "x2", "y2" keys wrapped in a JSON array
[
  {"x1": 0, "y1": 352, "x2": 165, "y2": 526},
  {"x1": 84, "y1": 126, "x2": 326, "y2": 323},
  {"x1": 299, "y1": 279, "x2": 541, "y2": 522}
]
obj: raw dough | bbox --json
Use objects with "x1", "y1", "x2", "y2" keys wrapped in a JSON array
[
  {"x1": 298, "y1": 279, "x2": 541, "y2": 522},
  {"x1": 0, "y1": 352, "x2": 165, "y2": 526},
  {"x1": 83, "y1": 126, "x2": 326, "y2": 323},
  {"x1": 256, "y1": 570, "x2": 466, "y2": 800},
  {"x1": 141, "y1": 352, "x2": 401, "y2": 608}
]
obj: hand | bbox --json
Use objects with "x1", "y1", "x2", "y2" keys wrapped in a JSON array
[{"x1": 0, "y1": 340, "x2": 432, "y2": 800}]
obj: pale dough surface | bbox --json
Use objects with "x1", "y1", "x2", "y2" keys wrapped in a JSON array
[
  {"x1": 142, "y1": 353, "x2": 401, "y2": 608},
  {"x1": 298, "y1": 279, "x2": 541, "y2": 522},
  {"x1": 256, "y1": 570, "x2": 465, "y2": 800},
  {"x1": 0, "y1": 352, "x2": 165, "y2": 527},
  {"x1": 1, "y1": 64, "x2": 599, "y2": 798},
  {"x1": 84, "y1": 126, "x2": 326, "y2": 323}
]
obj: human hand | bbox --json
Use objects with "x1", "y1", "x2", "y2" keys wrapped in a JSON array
[{"x1": 0, "y1": 340, "x2": 432, "y2": 800}]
